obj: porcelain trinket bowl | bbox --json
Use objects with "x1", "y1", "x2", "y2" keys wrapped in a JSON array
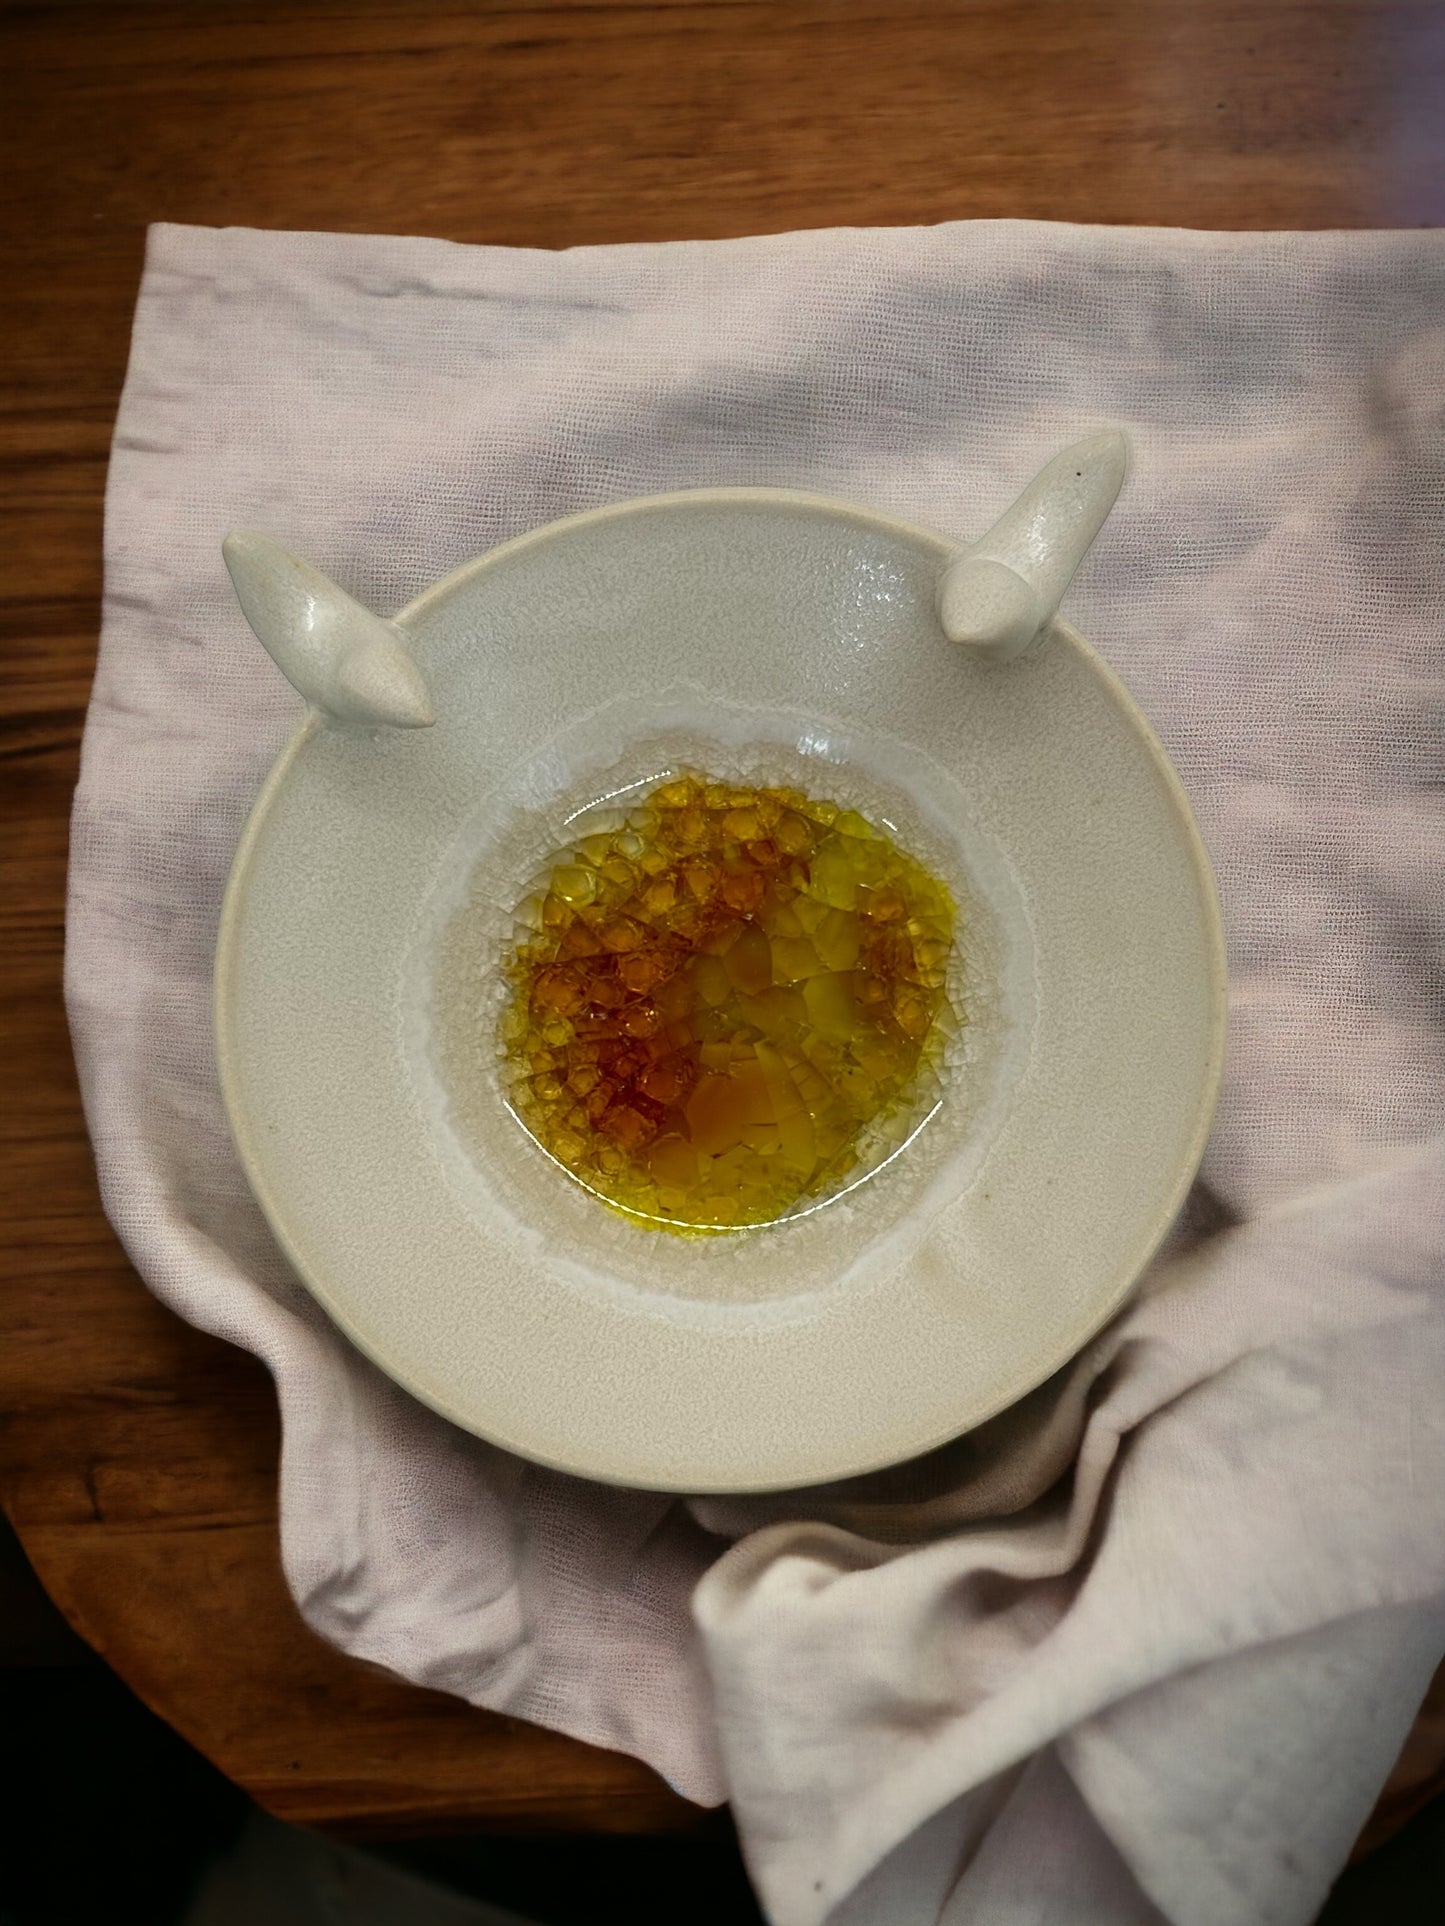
[{"x1": 215, "y1": 435, "x2": 1225, "y2": 1491}]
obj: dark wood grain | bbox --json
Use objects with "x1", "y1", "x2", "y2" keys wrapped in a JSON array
[{"x1": 3, "y1": 0, "x2": 1443, "y2": 1844}]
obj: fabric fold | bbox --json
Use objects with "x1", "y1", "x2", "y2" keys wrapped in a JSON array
[{"x1": 71, "y1": 218, "x2": 1445, "y2": 1923}]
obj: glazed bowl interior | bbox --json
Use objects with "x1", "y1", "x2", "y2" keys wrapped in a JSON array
[{"x1": 216, "y1": 490, "x2": 1225, "y2": 1492}]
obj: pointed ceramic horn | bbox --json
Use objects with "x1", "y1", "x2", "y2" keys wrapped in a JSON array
[
  {"x1": 937, "y1": 432, "x2": 1129, "y2": 663},
  {"x1": 222, "y1": 531, "x2": 435, "y2": 729}
]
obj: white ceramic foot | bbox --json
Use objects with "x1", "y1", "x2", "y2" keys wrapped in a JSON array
[
  {"x1": 222, "y1": 531, "x2": 435, "y2": 729},
  {"x1": 938, "y1": 431, "x2": 1129, "y2": 663}
]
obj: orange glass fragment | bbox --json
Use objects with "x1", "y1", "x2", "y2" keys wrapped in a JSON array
[{"x1": 499, "y1": 772, "x2": 958, "y2": 1231}]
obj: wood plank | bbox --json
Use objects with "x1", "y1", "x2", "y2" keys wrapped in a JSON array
[{"x1": 3, "y1": 0, "x2": 1442, "y2": 1842}]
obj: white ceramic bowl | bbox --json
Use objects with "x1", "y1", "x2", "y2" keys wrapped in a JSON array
[{"x1": 216, "y1": 473, "x2": 1225, "y2": 1492}]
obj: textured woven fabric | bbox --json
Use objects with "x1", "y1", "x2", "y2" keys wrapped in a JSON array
[{"x1": 69, "y1": 220, "x2": 1445, "y2": 1926}]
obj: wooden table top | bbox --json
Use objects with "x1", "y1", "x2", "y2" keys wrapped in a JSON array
[{"x1": 4, "y1": 0, "x2": 1443, "y2": 1844}]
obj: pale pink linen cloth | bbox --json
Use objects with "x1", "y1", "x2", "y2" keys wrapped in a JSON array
[{"x1": 68, "y1": 220, "x2": 1445, "y2": 1925}]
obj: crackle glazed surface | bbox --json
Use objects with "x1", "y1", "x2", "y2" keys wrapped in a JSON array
[
  {"x1": 216, "y1": 491, "x2": 1225, "y2": 1491},
  {"x1": 495, "y1": 771, "x2": 963, "y2": 1234}
]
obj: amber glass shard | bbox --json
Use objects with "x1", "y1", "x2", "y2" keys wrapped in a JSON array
[{"x1": 498, "y1": 771, "x2": 960, "y2": 1232}]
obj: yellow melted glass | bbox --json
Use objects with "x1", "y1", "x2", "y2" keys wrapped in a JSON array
[{"x1": 498, "y1": 773, "x2": 959, "y2": 1231}]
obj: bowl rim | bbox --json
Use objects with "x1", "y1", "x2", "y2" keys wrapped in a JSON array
[{"x1": 214, "y1": 484, "x2": 1228, "y2": 1490}]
